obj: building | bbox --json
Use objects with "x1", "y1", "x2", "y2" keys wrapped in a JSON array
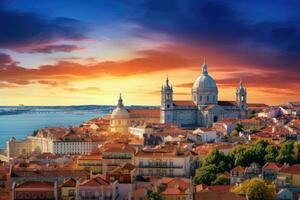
[
  {"x1": 134, "y1": 144, "x2": 191, "y2": 177},
  {"x1": 6, "y1": 136, "x2": 53, "y2": 158},
  {"x1": 12, "y1": 181, "x2": 58, "y2": 200},
  {"x1": 110, "y1": 94, "x2": 160, "y2": 133},
  {"x1": 156, "y1": 177, "x2": 193, "y2": 200},
  {"x1": 106, "y1": 162, "x2": 136, "y2": 199},
  {"x1": 101, "y1": 143, "x2": 136, "y2": 173},
  {"x1": 262, "y1": 162, "x2": 282, "y2": 182},
  {"x1": 160, "y1": 61, "x2": 248, "y2": 127},
  {"x1": 230, "y1": 166, "x2": 246, "y2": 184},
  {"x1": 277, "y1": 164, "x2": 300, "y2": 187},
  {"x1": 77, "y1": 154, "x2": 103, "y2": 174},
  {"x1": 61, "y1": 178, "x2": 77, "y2": 200},
  {"x1": 77, "y1": 175, "x2": 119, "y2": 200},
  {"x1": 187, "y1": 127, "x2": 218, "y2": 143}
]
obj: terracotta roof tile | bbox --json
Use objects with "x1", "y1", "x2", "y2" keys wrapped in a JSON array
[
  {"x1": 80, "y1": 175, "x2": 110, "y2": 187},
  {"x1": 16, "y1": 181, "x2": 54, "y2": 189},
  {"x1": 173, "y1": 100, "x2": 196, "y2": 107},
  {"x1": 62, "y1": 178, "x2": 76, "y2": 187},
  {"x1": 279, "y1": 164, "x2": 300, "y2": 174},
  {"x1": 263, "y1": 162, "x2": 282, "y2": 171},
  {"x1": 195, "y1": 191, "x2": 246, "y2": 200},
  {"x1": 231, "y1": 166, "x2": 245, "y2": 173}
]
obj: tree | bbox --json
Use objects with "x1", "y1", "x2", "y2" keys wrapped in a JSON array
[
  {"x1": 202, "y1": 149, "x2": 233, "y2": 172},
  {"x1": 230, "y1": 140, "x2": 269, "y2": 166},
  {"x1": 230, "y1": 129, "x2": 239, "y2": 137},
  {"x1": 276, "y1": 142, "x2": 296, "y2": 164},
  {"x1": 193, "y1": 164, "x2": 218, "y2": 185},
  {"x1": 264, "y1": 145, "x2": 279, "y2": 162},
  {"x1": 235, "y1": 123, "x2": 244, "y2": 133},
  {"x1": 231, "y1": 178, "x2": 276, "y2": 200},
  {"x1": 211, "y1": 174, "x2": 230, "y2": 185},
  {"x1": 145, "y1": 191, "x2": 163, "y2": 200}
]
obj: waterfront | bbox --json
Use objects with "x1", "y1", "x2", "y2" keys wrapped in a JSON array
[{"x1": 0, "y1": 110, "x2": 108, "y2": 149}]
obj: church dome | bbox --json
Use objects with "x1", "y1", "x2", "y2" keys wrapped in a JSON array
[
  {"x1": 192, "y1": 63, "x2": 217, "y2": 93},
  {"x1": 111, "y1": 107, "x2": 129, "y2": 119},
  {"x1": 110, "y1": 94, "x2": 130, "y2": 119}
]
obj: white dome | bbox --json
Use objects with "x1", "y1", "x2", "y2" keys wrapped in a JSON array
[
  {"x1": 111, "y1": 107, "x2": 129, "y2": 119},
  {"x1": 110, "y1": 94, "x2": 129, "y2": 119},
  {"x1": 192, "y1": 63, "x2": 217, "y2": 93}
]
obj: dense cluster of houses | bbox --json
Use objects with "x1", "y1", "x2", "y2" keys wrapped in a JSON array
[{"x1": 0, "y1": 101, "x2": 300, "y2": 199}]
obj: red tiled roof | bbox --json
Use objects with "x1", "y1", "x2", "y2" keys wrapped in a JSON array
[
  {"x1": 80, "y1": 175, "x2": 110, "y2": 187},
  {"x1": 263, "y1": 162, "x2": 282, "y2": 171},
  {"x1": 173, "y1": 100, "x2": 196, "y2": 107},
  {"x1": 248, "y1": 103, "x2": 269, "y2": 108},
  {"x1": 217, "y1": 118, "x2": 240, "y2": 123},
  {"x1": 62, "y1": 178, "x2": 76, "y2": 187},
  {"x1": 231, "y1": 166, "x2": 245, "y2": 173},
  {"x1": 16, "y1": 181, "x2": 54, "y2": 189},
  {"x1": 279, "y1": 164, "x2": 300, "y2": 174},
  {"x1": 195, "y1": 191, "x2": 246, "y2": 200},
  {"x1": 196, "y1": 184, "x2": 231, "y2": 192},
  {"x1": 127, "y1": 109, "x2": 160, "y2": 116}
]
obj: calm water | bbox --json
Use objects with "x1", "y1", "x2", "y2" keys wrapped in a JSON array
[{"x1": 0, "y1": 111, "x2": 108, "y2": 149}]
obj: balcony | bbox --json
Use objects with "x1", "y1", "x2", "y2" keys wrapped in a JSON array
[{"x1": 138, "y1": 164, "x2": 183, "y2": 169}]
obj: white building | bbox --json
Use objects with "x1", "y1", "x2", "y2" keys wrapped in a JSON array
[
  {"x1": 160, "y1": 61, "x2": 247, "y2": 127},
  {"x1": 188, "y1": 128, "x2": 218, "y2": 143},
  {"x1": 134, "y1": 145, "x2": 191, "y2": 177},
  {"x1": 53, "y1": 141, "x2": 100, "y2": 155}
]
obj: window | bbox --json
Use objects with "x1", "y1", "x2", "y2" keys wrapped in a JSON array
[
  {"x1": 69, "y1": 190, "x2": 75, "y2": 196},
  {"x1": 32, "y1": 192, "x2": 37, "y2": 199},
  {"x1": 17, "y1": 192, "x2": 23, "y2": 199},
  {"x1": 139, "y1": 159, "x2": 143, "y2": 167},
  {"x1": 213, "y1": 96, "x2": 215, "y2": 101},
  {"x1": 39, "y1": 192, "x2": 44, "y2": 199},
  {"x1": 207, "y1": 96, "x2": 209, "y2": 101},
  {"x1": 25, "y1": 192, "x2": 30, "y2": 199},
  {"x1": 200, "y1": 96, "x2": 202, "y2": 101}
]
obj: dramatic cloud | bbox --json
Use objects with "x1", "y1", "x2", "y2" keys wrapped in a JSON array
[
  {"x1": 0, "y1": 3, "x2": 89, "y2": 51},
  {"x1": 128, "y1": 0, "x2": 300, "y2": 72},
  {"x1": 64, "y1": 87, "x2": 101, "y2": 94},
  {"x1": 16, "y1": 44, "x2": 86, "y2": 54}
]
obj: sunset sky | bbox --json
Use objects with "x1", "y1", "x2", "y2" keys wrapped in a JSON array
[{"x1": 0, "y1": 0, "x2": 299, "y2": 106}]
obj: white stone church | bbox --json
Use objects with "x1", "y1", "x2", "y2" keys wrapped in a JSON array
[{"x1": 160, "y1": 61, "x2": 248, "y2": 127}]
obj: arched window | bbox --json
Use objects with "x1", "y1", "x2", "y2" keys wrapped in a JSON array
[{"x1": 213, "y1": 116, "x2": 218, "y2": 122}]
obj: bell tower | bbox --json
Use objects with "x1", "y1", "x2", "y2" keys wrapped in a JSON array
[
  {"x1": 236, "y1": 79, "x2": 247, "y2": 110},
  {"x1": 160, "y1": 76, "x2": 173, "y2": 123}
]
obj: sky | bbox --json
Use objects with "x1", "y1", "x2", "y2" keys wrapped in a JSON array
[{"x1": 0, "y1": 0, "x2": 299, "y2": 106}]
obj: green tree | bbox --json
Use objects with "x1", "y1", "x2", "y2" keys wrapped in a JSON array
[
  {"x1": 145, "y1": 191, "x2": 163, "y2": 200},
  {"x1": 231, "y1": 178, "x2": 276, "y2": 200},
  {"x1": 230, "y1": 140, "x2": 269, "y2": 166},
  {"x1": 276, "y1": 142, "x2": 296, "y2": 164},
  {"x1": 202, "y1": 149, "x2": 233, "y2": 172},
  {"x1": 211, "y1": 174, "x2": 230, "y2": 185},
  {"x1": 235, "y1": 123, "x2": 244, "y2": 133},
  {"x1": 264, "y1": 145, "x2": 279, "y2": 162},
  {"x1": 193, "y1": 164, "x2": 218, "y2": 185}
]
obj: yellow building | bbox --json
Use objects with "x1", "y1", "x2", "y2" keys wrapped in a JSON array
[
  {"x1": 76, "y1": 154, "x2": 102, "y2": 174},
  {"x1": 61, "y1": 178, "x2": 77, "y2": 200},
  {"x1": 277, "y1": 164, "x2": 300, "y2": 187}
]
